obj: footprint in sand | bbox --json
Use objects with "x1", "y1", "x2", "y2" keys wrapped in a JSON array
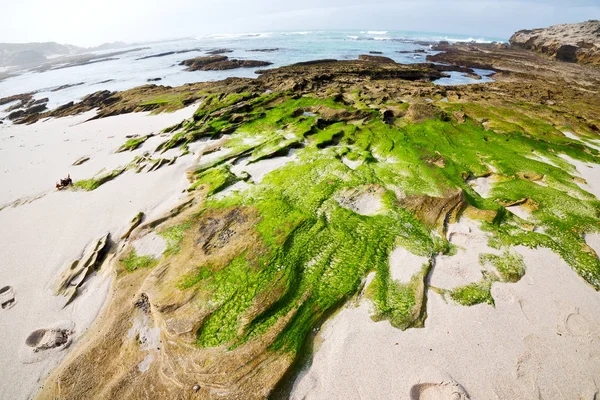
[
  {"x1": 25, "y1": 328, "x2": 72, "y2": 353},
  {"x1": 410, "y1": 382, "x2": 470, "y2": 400},
  {"x1": 0, "y1": 285, "x2": 16, "y2": 309},
  {"x1": 565, "y1": 312, "x2": 594, "y2": 337}
]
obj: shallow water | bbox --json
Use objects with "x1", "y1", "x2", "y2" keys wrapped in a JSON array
[{"x1": 0, "y1": 30, "x2": 505, "y2": 111}]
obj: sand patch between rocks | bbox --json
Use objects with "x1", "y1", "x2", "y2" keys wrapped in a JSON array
[{"x1": 291, "y1": 246, "x2": 600, "y2": 400}]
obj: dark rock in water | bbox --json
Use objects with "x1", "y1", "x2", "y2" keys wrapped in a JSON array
[
  {"x1": 0, "y1": 92, "x2": 34, "y2": 107},
  {"x1": 180, "y1": 55, "x2": 228, "y2": 69},
  {"x1": 464, "y1": 72, "x2": 482, "y2": 80},
  {"x1": 414, "y1": 49, "x2": 426, "y2": 53},
  {"x1": 290, "y1": 59, "x2": 338, "y2": 67},
  {"x1": 180, "y1": 56, "x2": 272, "y2": 71},
  {"x1": 247, "y1": 48, "x2": 279, "y2": 53},
  {"x1": 138, "y1": 51, "x2": 177, "y2": 60},
  {"x1": 147, "y1": 77, "x2": 162, "y2": 82},
  {"x1": 51, "y1": 82, "x2": 84, "y2": 92},
  {"x1": 136, "y1": 48, "x2": 202, "y2": 60},
  {"x1": 369, "y1": 51, "x2": 383, "y2": 54},
  {"x1": 358, "y1": 54, "x2": 396, "y2": 63},
  {"x1": 206, "y1": 48, "x2": 234, "y2": 55}
]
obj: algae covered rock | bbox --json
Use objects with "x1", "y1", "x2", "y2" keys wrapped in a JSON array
[{"x1": 37, "y1": 36, "x2": 600, "y2": 400}]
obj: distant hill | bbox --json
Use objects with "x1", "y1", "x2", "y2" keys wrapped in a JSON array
[
  {"x1": 0, "y1": 42, "x2": 81, "y2": 67},
  {"x1": 0, "y1": 41, "x2": 141, "y2": 68}
]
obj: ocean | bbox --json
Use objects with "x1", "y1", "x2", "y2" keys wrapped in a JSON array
[{"x1": 0, "y1": 30, "x2": 504, "y2": 113}]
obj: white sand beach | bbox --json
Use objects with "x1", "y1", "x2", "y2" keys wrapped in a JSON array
[
  {"x1": 0, "y1": 106, "x2": 198, "y2": 400},
  {"x1": 291, "y1": 245, "x2": 600, "y2": 400}
]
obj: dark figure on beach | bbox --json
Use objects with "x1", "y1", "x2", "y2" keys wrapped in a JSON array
[{"x1": 57, "y1": 174, "x2": 73, "y2": 190}]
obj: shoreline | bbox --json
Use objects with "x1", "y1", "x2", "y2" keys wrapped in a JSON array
[
  {"x1": 0, "y1": 105, "x2": 198, "y2": 399},
  {"x1": 0, "y1": 24, "x2": 599, "y2": 399}
]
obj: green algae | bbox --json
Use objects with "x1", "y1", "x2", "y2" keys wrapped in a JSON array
[
  {"x1": 138, "y1": 91, "x2": 600, "y2": 356},
  {"x1": 450, "y1": 277, "x2": 495, "y2": 306},
  {"x1": 73, "y1": 167, "x2": 126, "y2": 191},
  {"x1": 480, "y1": 250, "x2": 526, "y2": 283},
  {"x1": 160, "y1": 222, "x2": 192, "y2": 256},
  {"x1": 117, "y1": 135, "x2": 150, "y2": 152},
  {"x1": 120, "y1": 249, "x2": 158, "y2": 272}
]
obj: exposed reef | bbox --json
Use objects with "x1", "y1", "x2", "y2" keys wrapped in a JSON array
[
  {"x1": 510, "y1": 20, "x2": 600, "y2": 65},
  {"x1": 180, "y1": 55, "x2": 272, "y2": 71},
  {"x1": 36, "y1": 37, "x2": 600, "y2": 400}
]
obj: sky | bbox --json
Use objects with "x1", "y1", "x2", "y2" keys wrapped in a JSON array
[{"x1": 0, "y1": 0, "x2": 598, "y2": 46}]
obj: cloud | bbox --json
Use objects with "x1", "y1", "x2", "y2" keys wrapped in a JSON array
[{"x1": 0, "y1": 0, "x2": 598, "y2": 46}]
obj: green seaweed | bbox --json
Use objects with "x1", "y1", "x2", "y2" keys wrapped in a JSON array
[
  {"x1": 450, "y1": 278, "x2": 495, "y2": 306},
  {"x1": 480, "y1": 250, "x2": 526, "y2": 282},
  {"x1": 120, "y1": 249, "x2": 158, "y2": 272},
  {"x1": 142, "y1": 90, "x2": 600, "y2": 357},
  {"x1": 73, "y1": 167, "x2": 126, "y2": 191},
  {"x1": 160, "y1": 222, "x2": 192, "y2": 256},
  {"x1": 117, "y1": 135, "x2": 150, "y2": 152}
]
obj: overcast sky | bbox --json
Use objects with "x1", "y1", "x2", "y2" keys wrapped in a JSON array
[{"x1": 1, "y1": 0, "x2": 598, "y2": 46}]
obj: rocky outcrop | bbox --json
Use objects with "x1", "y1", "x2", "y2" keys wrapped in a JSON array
[
  {"x1": 358, "y1": 54, "x2": 395, "y2": 63},
  {"x1": 206, "y1": 48, "x2": 234, "y2": 55},
  {"x1": 53, "y1": 234, "x2": 110, "y2": 306},
  {"x1": 180, "y1": 55, "x2": 272, "y2": 71},
  {"x1": 509, "y1": 20, "x2": 600, "y2": 65},
  {"x1": 136, "y1": 48, "x2": 202, "y2": 60}
]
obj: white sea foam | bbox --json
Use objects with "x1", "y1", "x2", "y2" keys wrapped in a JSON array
[
  {"x1": 443, "y1": 36, "x2": 495, "y2": 43},
  {"x1": 347, "y1": 36, "x2": 359, "y2": 40},
  {"x1": 368, "y1": 31, "x2": 388, "y2": 35},
  {"x1": 201, "y1": 32, "x2": 272, "y2": 40}
]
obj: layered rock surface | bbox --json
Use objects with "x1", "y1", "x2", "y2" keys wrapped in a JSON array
[
  {"x1": 32, "y1": 35, "x2": 600, "y2": 400},
  {"x1": 509, "y1": 20, "x2": 600, "y2": 65}
]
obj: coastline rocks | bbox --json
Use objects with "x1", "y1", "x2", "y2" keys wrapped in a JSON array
[
  {"x1": 136, "y1": 48, "x2": 202, "y2": 60},
  {"x1": 53, "y1": 233, "x2": 110, "y2": 306},
  {"x1": 206, "y1": 48, "x2": 234, "y2": 55},
  {"x1": 358, "y1": 54, "x2": 396, "y2": 63},
  {"x1": 180, "y1": 55, "x2": 272, "y2": 71},
  {"x1": 247, "y1": 48, "x2": 279, "y2": 52},
  {"x1": 509, "y1": 20, "x2": 600, "y2": 65},
  {"x1": 50, "y1": 82, "x2": 84, "y2": 92},
  {"x1": 0, "y1": 92, "x2": 35, "y2": 107}
]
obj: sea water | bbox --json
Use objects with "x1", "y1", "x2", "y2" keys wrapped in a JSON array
[{"x1": 0, "y1": 30, "x2": 505, "y2": 111}]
